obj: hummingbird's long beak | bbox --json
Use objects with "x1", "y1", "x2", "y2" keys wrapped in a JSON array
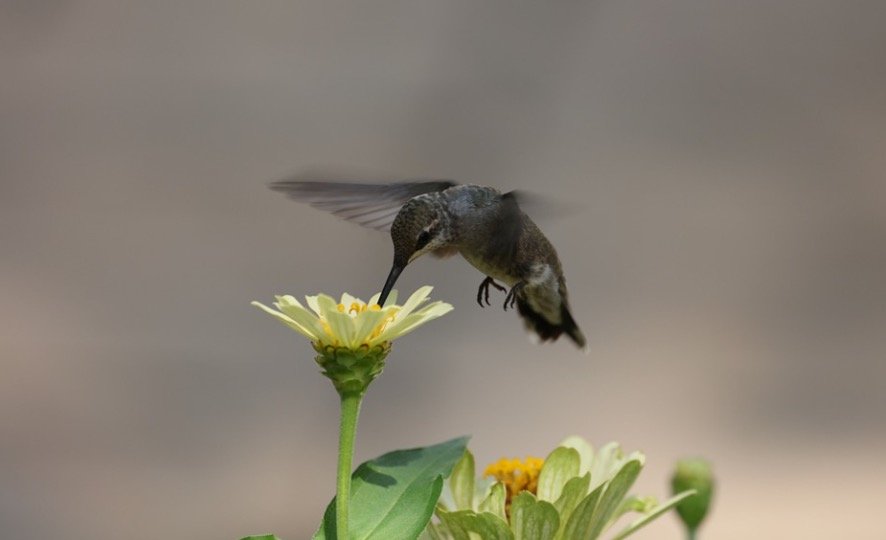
[{"x1": 378, "y1": 264, "x2": 404, "y2": 306}]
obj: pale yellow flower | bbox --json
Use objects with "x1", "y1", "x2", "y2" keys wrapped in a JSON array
[
  {"x1": 251, "y1": 286, "x2": 452, "y2": 349},
  {"x1": 430, "y1": 437, "x2": 696, "y2": 540}
]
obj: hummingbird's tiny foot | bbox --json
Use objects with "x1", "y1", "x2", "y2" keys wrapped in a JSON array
[
  {"x1": 477, "y1": 276, "x2": 507, "y2": 307},
  {"x1": 503, "y1": 282, "x2": 525, "y2": 311}
]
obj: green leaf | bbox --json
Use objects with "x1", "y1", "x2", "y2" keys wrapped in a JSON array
[
  {"x1": 240, "y1": 536, "x2": 282, "y2": 540},
  {"x1": 560, "y1": 484, "x2": 603, "y2": 540},
  {"x1": 438, "y1": 510, "x2": 514, "y2": 540},
  {"x1": 315, "y1": 436, "x2": 470, "y2": 540},
  {"x1": 537, "y1": 447, "x2": 580, "y2": 503},
  {"x1": 450, "y1": 450, "x2": 476, "y2": 511},
  {"x1": 552, "y1": 473, "x2": 590, "y2": 540},
  {"x1": 587, "y1": 459, "x2": 643, "y2": 540},
  {"x1": 478, "y1": 482, "x2": 507, "y2": 521},
  {"x1": 510, "y1": 492, "x2": 560, "y2": 540},
  {"x1": 611, "y1": 490, "x2": 697, "y2": 540}
]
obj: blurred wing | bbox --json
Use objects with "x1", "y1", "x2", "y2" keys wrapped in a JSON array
[
  {"x1": 487, "y1": 191, "x2": 524, "y2": 265},
  {"x1": 269, "y1": 180, "x2": 457, "y2": 231},
  {"x1": 507, "y1": 189, "x2": 583, "y2": 221}
]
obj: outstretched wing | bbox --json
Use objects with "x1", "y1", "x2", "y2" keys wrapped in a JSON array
[{"x1": 269, "y1": 179, "x2": 457, "y2": 231}]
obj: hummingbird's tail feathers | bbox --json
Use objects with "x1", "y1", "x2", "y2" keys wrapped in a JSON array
[
  {"x1": 561, "y1": 307, "x2": 589, "y2": 353},
  {"x1": 516, "y1": 298, "x2": 587, "y2": 351}
]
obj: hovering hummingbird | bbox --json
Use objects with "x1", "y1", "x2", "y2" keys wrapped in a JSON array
[{"x1": 270, "y1": 179, "x2": 587, "y2": 350}]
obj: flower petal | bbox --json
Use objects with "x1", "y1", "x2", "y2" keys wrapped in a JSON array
[
  {"x1": 559, "y1": 436, "x2": 594, "y2": 476},
  {"x1": 325, "y1": 310, "x2": 357, "y2": 347},
  {"x1": 382, "y1": 289, "x2": 398, "y2": 307},
  {"x1": 537, "y1": 446, "x2": 581, "y2": 502},
  {"x1": 339, "y1": 292, "x2": 359, "y2": 309},
  {"x1": 396, "y1": 286, "x2": 432, "y2": 319},
  {"x1": 314, "y1": 294, "x2": 339, "y2": 319},
  {"x1": 305, "y1": 295, "x2": 323, "y2": 317},
  {"x1": 275, "y1": 297, "x2": 326, "y2": 338},
  {"x1": 382, "y1": 302, "x2": 453, "y2": 341},
  {"x1": 352, "y1": 309, "x2": 387, "y2": 345},
  {"x1": 251, "y1": 301, "x2": 317, "y2": 340}
]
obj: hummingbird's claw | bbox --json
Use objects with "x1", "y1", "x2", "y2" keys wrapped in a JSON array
[
  {"x1": 503, "y1": 282, "x2": 525, "y2": 311},
  {"x1": 477, "y1": 276, "x2": 507, "y2": 307}
]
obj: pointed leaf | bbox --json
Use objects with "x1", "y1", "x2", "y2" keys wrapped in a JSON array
[
  {"x1": 611, "y1": 490, "x2": 697, "y2": 540},
  {"x1": 315, "y1": 437, "x2": 469, "y2": 540},
  {"x1": 510, "y1": 492, "x2": 560, "y2": 540},
  {"x1": 537, "y1": 447, "x2": 580, "y2": 502},
  {"x1": 450, "y1": 450, "x2": 476, "y2": 511}
]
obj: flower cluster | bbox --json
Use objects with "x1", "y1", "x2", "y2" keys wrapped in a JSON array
[{"x1": 426, "y1": 437, "x2": 696, "y2": 540}]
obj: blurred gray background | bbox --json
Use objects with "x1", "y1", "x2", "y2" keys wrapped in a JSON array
[{"x1": 2, "y1": 1, "x2": 885, "y2": 538}]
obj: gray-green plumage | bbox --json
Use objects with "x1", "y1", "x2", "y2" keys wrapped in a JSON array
[{"x1": 270, "y1": 180, "x2": 586, "y2": 350}]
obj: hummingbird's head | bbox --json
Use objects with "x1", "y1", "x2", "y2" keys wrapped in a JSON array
[{"x1": 379, "y1": 197, "x2": 450, "y2": 305}]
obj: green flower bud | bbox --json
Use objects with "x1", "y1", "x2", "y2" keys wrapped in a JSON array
[
  {"x1": 313, "y1": 342, "x2": 391, "y2": 396},
  {"x1": 671, "y1": 458, "x2": 714, "y2": 535}
]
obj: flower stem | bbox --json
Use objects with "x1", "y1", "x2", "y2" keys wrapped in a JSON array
[{"x1": 336, "y1": 391, "x2": 363, "y2": 540}]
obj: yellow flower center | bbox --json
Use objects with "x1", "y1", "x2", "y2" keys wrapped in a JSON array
[
  {"x1": 315, "y1": 302, "x2": 400, "y2": 347},
  {"x1": 337, "y1": 302, "x2": 384, "y2": 315},
  {"x1": 484, "y1": 456, "x2": 545, "y2": 506}
]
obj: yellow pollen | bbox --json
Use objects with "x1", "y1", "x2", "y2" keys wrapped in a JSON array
[
  {"x1": 320, "y1": 302, "x2": 399, "y2": 346},
  {"x1": 484, "y1": 456, "x2": 545, "y2": 506}
]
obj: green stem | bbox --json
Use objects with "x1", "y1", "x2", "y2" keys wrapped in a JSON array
[
  {"x1": 687, "y1": 529, "x2": 697, "y2": 540},
  {"x1": 336, "y1": 391, "x2": 363, "y2": 540}
]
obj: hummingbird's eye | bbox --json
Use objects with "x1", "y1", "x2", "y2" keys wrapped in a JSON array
[{"x1": 415, "y1": 230, "x2": 433, "y2": 250}]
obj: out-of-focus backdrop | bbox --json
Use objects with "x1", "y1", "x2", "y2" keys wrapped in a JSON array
[{"x1": 2, "y1": 1, "x2": 885, "y2": 539}]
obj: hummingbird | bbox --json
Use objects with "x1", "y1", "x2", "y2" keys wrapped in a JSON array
[{"x1": 270, "y1": 179, "x2": 587, "y2": 350}]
